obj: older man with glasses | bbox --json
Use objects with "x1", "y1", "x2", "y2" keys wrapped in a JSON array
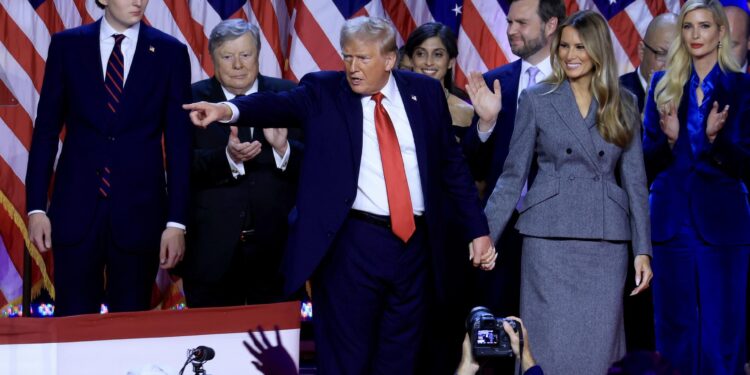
[{"x1": 620, "y1": 13, "x2": 678, "y2": 113}]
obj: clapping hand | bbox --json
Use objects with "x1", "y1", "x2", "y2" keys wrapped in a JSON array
[
  {"x1": 227, "y1": 126, "x2": 262, "y2": 163},
  {"x1": 706, "y1": 101, "x2": 729, "y2": 143},
  {"x1": 658, "y1": 102, "x2": 679, "y2": 146}
]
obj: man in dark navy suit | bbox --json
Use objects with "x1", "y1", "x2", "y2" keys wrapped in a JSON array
[
  {"x1": 185, "y1": 16, "x2": 495, "y2": 375},
  {"x1": 462, "y1": 0, "x2": 565, "y2": 320},
  {"x1": 619, "y1": 13, "x2": 678, "y2": 113},
  {"x1": 26, "y1": 0, "x2": 191, "y2": 316}
]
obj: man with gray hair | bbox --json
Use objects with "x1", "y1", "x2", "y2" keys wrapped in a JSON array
[
  {"x1": 178, "y1": 19, "x2": 302, "y2": 307},
  {"x1": 184, "y1": 16, "x2": 495, "y2": 374}
]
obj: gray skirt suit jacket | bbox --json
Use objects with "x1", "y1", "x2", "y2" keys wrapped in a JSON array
[
  {"x1": 485, "y1": 80, "x2": 651, "y2": 253},
  {"x1": 484, "y1": 80, "x2": 652, "y2": 374}
]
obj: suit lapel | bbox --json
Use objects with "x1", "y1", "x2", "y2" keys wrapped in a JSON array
[
  {"x1": 84, "y1": 20, "x2": 111, "y2": 133},
  {"x1": 117, "y1": 22, "x2": 156, "y2": 129},
  {"x1": 208, "y1": 77, "x2": 231, "y2": 138},
  {"x1": 393, "y1": 71, "x2": 428, "y2": 195},
  {"x1": 502, "y1": 61, "x2": 522, "y2": 121},
  {"x1": 551, "y1": 81, "x2": 599, "y2": 167},
  {"x1": 339, "y1": 76, "x2": 364, "y2": 176}
]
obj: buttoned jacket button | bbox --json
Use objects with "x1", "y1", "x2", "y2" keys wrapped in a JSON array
[
  {"x1": 566, "y1": 148, "x2": 572, "y2": 154},
  {"x1": 598, "y1": 150, "x2": 604, "y2": 157}
]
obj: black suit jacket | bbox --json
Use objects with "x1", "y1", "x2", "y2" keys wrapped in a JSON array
[
  {"x1": 181, "y1": 75, "x2": 302, "y2": 283},
  {"x1": 619, "y1": 70, "x2": 646, "y2": 113}
]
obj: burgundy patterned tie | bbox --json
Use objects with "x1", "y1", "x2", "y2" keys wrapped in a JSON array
[{"x1": 100, "y1": 34, "x2": 125, "y2": 197}]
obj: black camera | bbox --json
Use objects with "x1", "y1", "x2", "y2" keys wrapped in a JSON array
[{"x1": 465, "y1": 306, "x2": 518, "y2": 358}]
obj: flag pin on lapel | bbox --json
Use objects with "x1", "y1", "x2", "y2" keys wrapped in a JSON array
[
  {"x1": 149, "y1": 46, "x2": 155, "y2": 53},
  {"x1": 411, "y1": 95, "x2": 417, "y2": 101}
]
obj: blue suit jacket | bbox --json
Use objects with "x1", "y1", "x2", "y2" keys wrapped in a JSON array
[
  {"x1": 26, "y1": 20, "x2": 192, "y2": 250},
  {"x1": 643, "y1": 70, "x2": 750, "y2": 245},
  {"x1": 229, "y1": 70, "x2": 489, "y2": 296},
  {"x1": 462, "y1": 60, "x2": 522, "y2": 202},
  {"x1": 619, "y1": 70, "x2": 646, "y2": 113}
]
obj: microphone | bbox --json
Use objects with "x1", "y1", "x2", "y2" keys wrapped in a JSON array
[{"x1": 191, "y1": 346, "x2": 215, "y2": 362}]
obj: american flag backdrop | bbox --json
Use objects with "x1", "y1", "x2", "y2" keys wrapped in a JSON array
[{"x1": 0, "y1": 0, "x2": 681, "y2": 312}]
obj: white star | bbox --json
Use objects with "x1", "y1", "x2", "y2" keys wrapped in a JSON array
[
  {"x1": 452, "y1": 4, "x2": 462, "y2": 16},
  {"x1": 609, "y1": 0, "x2": 617, "y2": 4}
]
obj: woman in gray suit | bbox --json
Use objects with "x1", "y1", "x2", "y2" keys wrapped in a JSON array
[{"x1": 467, "y1": 10, "x2": 653, "y2": 375}]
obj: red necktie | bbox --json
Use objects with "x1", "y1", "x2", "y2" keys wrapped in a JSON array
[{"x1": 371, "y1": 92, "x2": 415, "y2": 243}]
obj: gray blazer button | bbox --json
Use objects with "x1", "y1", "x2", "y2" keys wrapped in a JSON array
[
  {"x1": 566, "y1": 148, "x2": 572, "y2": 154},
  {"x1": 569, "y1": 175, "x2": 575, "y2": 181},
  {"x1": 598, "y1": 150, "x2": 604, "y2": 157}
]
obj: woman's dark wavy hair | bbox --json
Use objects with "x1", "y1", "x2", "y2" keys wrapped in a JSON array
[{"x1": 404, "y1": 22, "x2": 467, "y2": 99}]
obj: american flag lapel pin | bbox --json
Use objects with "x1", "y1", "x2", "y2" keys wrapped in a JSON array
[
  {"x1": 149, "y1": 46, "x2": 155, "y2": 53},
  {"x1": 411, "y1": 95, "x2": 417, "y2": 102}
]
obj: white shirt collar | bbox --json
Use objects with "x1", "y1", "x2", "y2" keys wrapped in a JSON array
[
  {"x1": 636, "y1": 67, "x2": 648, "y2": 93},
  {"x1": 100, "y1": 17, "x2": 140, "y2": 43},
  {"x1": 222, "y1": 78, "x2": 259, "y2": 100}
]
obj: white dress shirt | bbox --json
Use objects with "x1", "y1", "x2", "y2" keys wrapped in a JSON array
[
  {"x1": 478, "y1": 57, "x2": 552, "y2": 142},
  {"x1": 221, "y1": 80, "x2": 291, "y2": 177},
  {"x1": 352, "y1": 73, "x2": 424, "y2": 216}
]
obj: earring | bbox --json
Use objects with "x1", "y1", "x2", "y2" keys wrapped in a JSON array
[{"x1": 718, "y1": 41, "x2": 722, "y2": 48}]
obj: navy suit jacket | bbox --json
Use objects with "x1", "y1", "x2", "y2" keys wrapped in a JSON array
[
  {"x1": 182, "y1": 75, "x2": 302, "y2": 283},
  {"x1": 620, "y1": 70, "x2": 646, "y2": 113},
  {"x1": 643, "y1": 70, "x2": 750, "y2": 245},
  {"x1": 229, "y1": 70, "x2": 489, "y2": 297},
  {"x1": 26, "y1": 20, "x2": 192, "y2": 251},
  {"x1": 462, "y1": 60, "x2": 523, "y2": 202}
]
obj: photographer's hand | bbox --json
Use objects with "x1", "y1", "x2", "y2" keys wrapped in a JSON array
[
  {"x1": 456, "y1": 333, "x2": 480, "y2": 375},
  {"x1": 503, "y1": 317, "x2": 536, "y2": 373}
]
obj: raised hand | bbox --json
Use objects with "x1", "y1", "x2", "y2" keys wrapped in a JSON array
[
  {"x1": 263, "y1": 128, "x2": 289, "y2": 156},
  {"x1": 706, "y1": 101, "x2": 729, "y2": 143},
  {"x1": 227, "y1": 126, "x2": 262, "y2": 163},
  {"x1": 465, "y1": 72, "x2": 502, "y2": 131},
  {"x1": 658, "y1": 102, "x2": 679, "y2": 146},
  {"x1": 182, "y1": 101, "x2": 233, "y2": 128},
  {"x1": 244, "y1": 325, "x2": 297, "y2": 375}
]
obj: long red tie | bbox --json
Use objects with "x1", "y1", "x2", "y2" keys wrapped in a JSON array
[{"x1": 371, "y1": 92, "x2": 415, "y2": 243}]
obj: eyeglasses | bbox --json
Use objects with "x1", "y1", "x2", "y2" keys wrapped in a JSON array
[{"x1": 643, "y1": 42, "x2": 669, "y2": 62}]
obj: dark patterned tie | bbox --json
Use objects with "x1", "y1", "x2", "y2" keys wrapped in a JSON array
[{"x1": 100, "y1": 34, "x2": 125, "y2": 197}]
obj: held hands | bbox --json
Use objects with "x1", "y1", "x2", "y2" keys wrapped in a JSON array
[
  {"x1": 465, "y1": 72, "x2": 502, "y2": 131},
  {"x1": 227, "y1": 126, "x2": 262, "y2": 163},
  {"x1": 658, "y1": 102, "x2": 679, "y2": 146},
  {"x1": 706, "y1": 101, "x2": 729, "y2": 143},
  {"x1": 469, "y1": 235, "x2": 497, "y2": 271},
  {"x1": 159, "y1": 227, "x2": 184, "y2": 269},
  {"x1": 630, "y1": 254, "x2": 653, "y2": 296},
  {"x1": 29, "y1": 212, "x2": 52, "y2": 253},
  {"x1": 182, "y1": 101, "x2": 232, "y2": 128}
]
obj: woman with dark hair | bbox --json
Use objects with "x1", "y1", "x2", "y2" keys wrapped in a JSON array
[
  {"x1": 643, "y1": 0, "x2": 750, "y2": 373},
  {"x1": 469, "y1": 10, "x2": 652, "y2": 374},
  {"x1": 404, "y1": 22, "x2": 473, "y2": 138}
]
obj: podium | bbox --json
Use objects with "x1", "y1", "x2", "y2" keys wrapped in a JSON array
[{"x1": 0, "y1": 302, "x2": 300, "y2": 374}]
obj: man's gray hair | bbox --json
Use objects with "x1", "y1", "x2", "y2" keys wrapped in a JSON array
[
  {"x1": 208, "y1": 19, "x2": 261, "y2": 56},
  {"x1": 340, "y1": 16, "x2": 397, "y2": 54}
]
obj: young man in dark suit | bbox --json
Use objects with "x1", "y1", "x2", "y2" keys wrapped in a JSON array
[
  {"x1": 26, "y1": 0, "x2": 192, "y2": 316},
  {"x1": 185, "y1": 16, "x2": 495, "y2": 375},
  {"x1": 179, "y1": 19, "x2": 302, "y2": 307}
]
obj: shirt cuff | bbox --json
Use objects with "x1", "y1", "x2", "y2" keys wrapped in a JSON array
[
  {"x1": 166, "y1": 222, "x2": 186, "y2": 231},
  {"x1": 273, "y1": 141, "x2": 291, "y2": 171},
  {"x1": 28, "y1": 210, "x2": 46, "y2": 216},
  {"x1": 477, "y1": 124, "x2": 495, "y2": 143},
  {"x1": 220, "y1": 102, "x2": 240, "y2": 123},
  {"x1": 225, "y1": 147, "x2": 246, "y2": 178}
]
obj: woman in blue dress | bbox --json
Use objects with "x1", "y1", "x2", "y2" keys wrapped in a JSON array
[{"x1": 643, "y1": 0, "x2": 750, "y2": 373}]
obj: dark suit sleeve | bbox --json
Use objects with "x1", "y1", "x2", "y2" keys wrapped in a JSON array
[
  {"x1": 433, "y1": 81, "x2": 490, "y2": 240},
  {"x1": 642, "y1": 72, "x2": 675, "y2": 183},
  {"x1": 707, "y1": 77, "x2": 750, "y2": 183},
  {"x1": 164, "y1": 43, "x2": 193, "y2": 225},
  {"x1": 231, "y1": 76, "x2": 316, "y2": 128},
  {"x1": 461, "y1": 73, "x2": 498, "y2": 181},
  {"x1": 26, "y1": 33, "x2": 66, "y2": 212}
]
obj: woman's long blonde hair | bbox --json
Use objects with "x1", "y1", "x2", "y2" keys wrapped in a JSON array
[
  {"x1": 547, "y1": 10, "x2": 635, "y2": 147},
  {"x1": 654, "y1": 0, "x2": 741, "y2": 109}
]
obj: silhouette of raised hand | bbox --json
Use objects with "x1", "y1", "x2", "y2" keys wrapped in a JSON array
[{"x1": 243, "y1": 325, "x2": 297, "y2": 375}]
